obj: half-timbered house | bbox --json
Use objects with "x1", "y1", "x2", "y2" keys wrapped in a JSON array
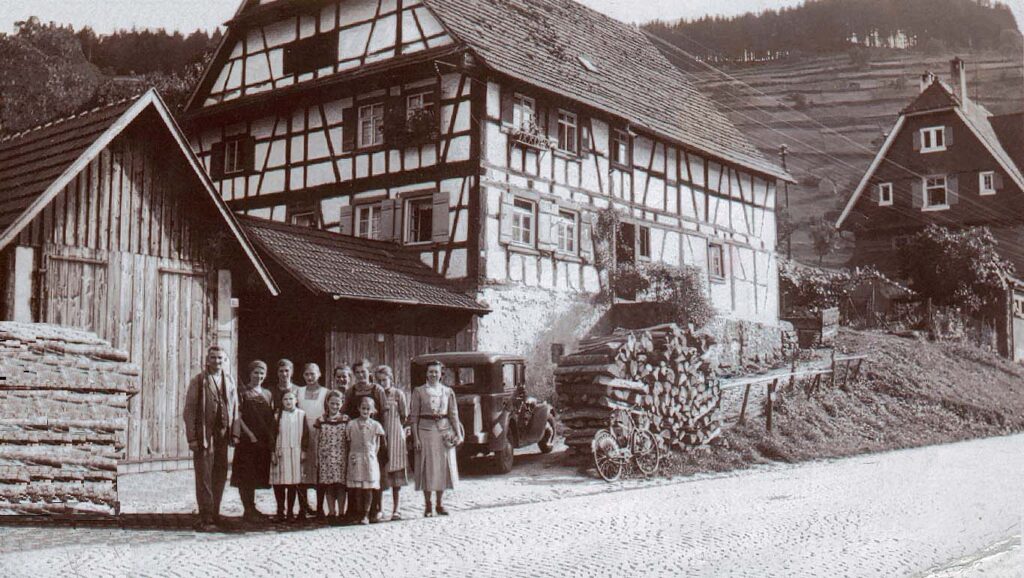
[
  {"x1": 182, "y1": 0, "x2": 792, "y2": 383},
  {"x1": 0, "y1": 89, "x2": 279, "y2": 469}
]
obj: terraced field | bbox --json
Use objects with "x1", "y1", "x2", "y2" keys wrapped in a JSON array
[{"x1": 692, "y1": 50, "x2": 1024, "y2": 265}]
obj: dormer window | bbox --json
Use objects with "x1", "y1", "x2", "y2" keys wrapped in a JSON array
[
  {"x1": 920, "y1": 126, "x2": 946, "y2": 153},
  {"x1": 878, "y1": 182, "x2": 893, "y2": 206}
]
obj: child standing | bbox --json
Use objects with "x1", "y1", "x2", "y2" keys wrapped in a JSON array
[
  {"x1": 346, "y1": 397, "x2": 387, "y2": 525},
  {"x1": 315, "y1": 390, "x2": 349, "y2": 524},
  {"x1": 270, "y1": 390, "x2": 308, "y2": 522},
  {"x1": 376, "y1": 365, "x2": 409, "y2": 521}
]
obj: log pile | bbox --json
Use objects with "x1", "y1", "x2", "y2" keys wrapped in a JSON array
[
  {"x1": 556, "y1": 323, "x2": 721, "y2": 453},
  {"x1": 0, "y1": 322, "x2": 139, "y2": 516}
]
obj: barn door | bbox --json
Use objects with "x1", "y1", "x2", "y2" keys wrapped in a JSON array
[{"x1": 43, "y1": 253, "x2": 109, "y2": 334}]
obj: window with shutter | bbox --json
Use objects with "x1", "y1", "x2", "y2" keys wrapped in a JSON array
[
  {"x1": 878, "y1": 182, "x2": 893, "y2": 206},
  {"x1": 406, "y1": 196, "x2": 433, "y2": 244},
  {"x1": 637, "y1": 226, "x2": 651, "y2": 260},
  {"x1": 358, "y1": 103, "x2": 385, "y2": 148},
  {"x1": 355, "y1": 205, "x2": 381, "y2": 239},
  {"x1": 557, "y1": 110, "x2": 578, "y2": 154},
  {"x1": 555, "y1": 210, "x2": 578, "y2": 254},
  {"x1": 919, "y1": 126, "x2": 946, "y2": 153},
  {"x1": 923, "y1": 176, "x2": 949, "y2": 210},
  {"x1": 611, "y1": 128, "x2": 631, "y2": 168},
  {"x1": 431, "y1": 191, "x2": 450, "y2": 244},
  {"x1": 980, "y1": 171, "x2": 996, "y2": 195},
  {"x1": 339, "y1": 205, "x2": 354, "y2": 236},
  {"x1": 511, "y1": 198, "x2": 536, "y2": 247}
]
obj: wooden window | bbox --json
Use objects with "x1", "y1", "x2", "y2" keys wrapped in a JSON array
[
  {"x1": 555, "y1": 209, "x2": 577, "y2": 254},
  {"x1": 557, "y1": 110, "x2": 578, "y2": 154},
  {"x1": 512, "y1": 198, "x2": 536, "y2": 247},
  {"x1": 282, "y1": 32, "x2": 338, "y2": 76},
  {"x1": 980, "y1": 171, "x2": 996, "y2": 195},
  {"x1": 405, "y1": 196, "x2": 433, "y2": 244},
  {"x1": 223, "y1": 139, "x2": 244, "y2": 175},
  {"x1": 407, "y1": 91, "x2": 434, "y2": 117},
  {"x1": 211, "y1": 136, "x2": 254, "y2": 179},
  {"x1": 919, "y1": 126, "x2": 946, "y2": 153},
  {"x1": 708, "y1": 243, "x2": 725, "y2": 280},
  {"x1": 355, "y1": 205, "x2": 381, "y2": 240},
  {"x1": 513, "y1": 95, "x2": 537, "y2": 130},
  {"x1": 923, "y1": 176, "x2": 948, "y2": 209},
  {"x1": 291, "y1": 211, "x2": 318, "y2": 228},
  {"x1": 358, "y1": 103, "x2": 385, "y2": 148},
  {"x1": 611, "y1": 128, "x2": 631, "y2": 167},
  {"x1": 878, "y1": 182, "x2": 893, "y2": 206},
  {"x1": 637, "y1": 225, "x2": 651, "y2": 260}
]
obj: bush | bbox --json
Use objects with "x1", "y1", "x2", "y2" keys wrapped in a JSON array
[{"x1": 614, "y1": 261, "x2": 715, "y2": 328}]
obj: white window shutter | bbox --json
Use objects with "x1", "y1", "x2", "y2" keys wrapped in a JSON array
[
  {"x1": 995, "y1": 172, "x2": 1005, "y2": 190},
  {"x1": 537, "y1": 199, "x2": 556, "y2": 250},
  {"x1": 379, "y1": 199, "x2": 395, "y2": 241},
  {"x1": 947, "y1": 174, "x2": 959, "y2": 205},
  {"x1": 339, "y1": 205, "x2": 353, "y2": 236},
  {"x1": 911, "y1": 180, "x2": 923, "y2": 209},
  {"x1": 912, "y1": 130, "x2": 922, "y2": 151},
  {"x1": 431, "y1": 191, "x2": 450, "y2": 243},
  {"x1": 580, "y1": 212, "x2": 594, "y2": 262},
  {"x1": 499, "y1": 191, "x2": 514, "y2": 245}
]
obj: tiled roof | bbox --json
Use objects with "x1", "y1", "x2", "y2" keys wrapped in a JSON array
[
  {"x1": 0, "y1": 99, "x2": 135, "y2": 235},
  {"x1": 959, "y1": 99, "x2": 1024, "y2": 190},
  {"x1": 424, "y1": 0, "x2": 790, "y2": 181},
  {"x1": 901, "y1": 80, "x2": 959, "y2": 114},
  {"x1": 239, "y1": 216, "x2": 489, "y2": 312}
]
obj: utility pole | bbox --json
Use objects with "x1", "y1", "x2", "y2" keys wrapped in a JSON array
[{"x1": 779, "y1": 144, "x2": 792, "y2": 259}]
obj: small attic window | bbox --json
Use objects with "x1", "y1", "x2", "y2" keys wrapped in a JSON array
[{"x1": 577, "y1": 55, "x2": 598, "y2": 72}]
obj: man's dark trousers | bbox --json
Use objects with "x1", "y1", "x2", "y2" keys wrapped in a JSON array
[{"x1": 193, "y1": 434, "x2": 229, "y2": 524}]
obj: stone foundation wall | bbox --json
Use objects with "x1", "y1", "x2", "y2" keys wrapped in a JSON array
[{"x1": 704, "y1": 318, "x2": 794, "y2": 373}]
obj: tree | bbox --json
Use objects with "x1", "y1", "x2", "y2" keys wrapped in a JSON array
[
  {"x1": 900, "y1": 225, "x2": 1014, "y2": 314},
  {"x1": 810, "y1": 218, "x2": 840, "y2": 264}
]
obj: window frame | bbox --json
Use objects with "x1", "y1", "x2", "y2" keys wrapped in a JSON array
[
  {"x1": 557, "y1": 110, "x2": 578, "y2": 154},
  {"x1": 512, "y1": 94, "x2": 537, "y2": 130},
  {"x1": 223, "y1": 138, "x2": 245, "y2": 176},
  {"x1": 511, "y1": 198, "x2": 537, "y2": 248},
  {"x1": 878, "y1": 182, "x2": 893, "y2": 206},
  {"x1": 357, "y1": 102, "x2": 385, "y2": 149},
  {"x1": 290, "y1": 210, "x2": 318, "y2": 228},
  {"x1": 555, "y1": 209, "x2": 578, "y2": 255},
  {"x1": 922, "y1": 175, "x2": 949, "y2": 210},
  {"x1": 637, "y1": 225, "x2": 652, "y2": 260},
  {"x1": 354, "y1": 204, "x2": 381, "y2": 240},
  {"x1": 405, "y1": 196, "x2": 434, "y2": 245},
  {"x1": 920, "y1": 126, "x2": 946, "y2": 153},
  {"x1": 708, "y1": 243, "x2": 726, "y2": 281},
  {"x1": 611, "y1": 128, "x2": 631, "y2": 168},
  {"x1": 979, "y1": 171, "x2": 996, "y2": 196},
  {"x1": 406, "y1": 91, "x2": 434, "y2": 118}
]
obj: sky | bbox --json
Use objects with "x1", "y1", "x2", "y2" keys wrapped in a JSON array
[{"x1": 0, "y1": 0, "x2": 812, "y2": 35}]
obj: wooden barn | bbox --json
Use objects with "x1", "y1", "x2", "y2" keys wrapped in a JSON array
[{"x1": 0, "y1": 89, "x2": 279, "y2": 470}]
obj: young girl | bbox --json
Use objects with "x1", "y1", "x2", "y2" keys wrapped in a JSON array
[
  {"x1": 346, "y1": 397, "x2": 387, "y2": 525},
  {"x1": 270, "y1": 390, "x2": 308, "y2": 522},
  {"x1": 376, "y1": 365, "x2": 409, "y2": 521},
  {"x1": 315, "y1": 390, "x2": 349, "y2": 524}
]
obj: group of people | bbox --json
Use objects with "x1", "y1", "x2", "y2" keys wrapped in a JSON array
[{"x1": 183, "y1": 345, "x2": 462, "y2": 532}]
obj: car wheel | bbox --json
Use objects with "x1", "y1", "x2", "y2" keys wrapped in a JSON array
[
  {"x1": 538, "y1": 418, "x2": 556, "y2": 454},
  {"x1": 493, "y1": 441, "x2": 514, "y2": 474}
]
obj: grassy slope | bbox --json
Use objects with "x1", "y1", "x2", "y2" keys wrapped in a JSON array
[
  {"x1": 664, "y1": 328, "x2": 1024, "y2": 476},
  {"x1": 693, "y1": 50, "x2": 1024, "y2": 266}
]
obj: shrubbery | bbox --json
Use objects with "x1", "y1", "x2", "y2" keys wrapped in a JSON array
[{"x1": 614, "y1": 261, "x2": 716, "y2": 328}]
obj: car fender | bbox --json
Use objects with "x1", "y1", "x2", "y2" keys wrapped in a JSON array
[
  {"x1": 522, "y1": 403, "x2": 552, "y2": 444},
  {"x1": 487, "y1": 409, "x2": 512, "y2": 452}
]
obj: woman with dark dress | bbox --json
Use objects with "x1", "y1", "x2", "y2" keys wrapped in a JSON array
[{"x1": 231, "y1": 360, "x2": 276, "y2": 523}]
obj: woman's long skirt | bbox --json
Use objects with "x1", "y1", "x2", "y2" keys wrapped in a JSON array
[{"x1": 414, "y1": 419, "x2": 458, "y2": 492}]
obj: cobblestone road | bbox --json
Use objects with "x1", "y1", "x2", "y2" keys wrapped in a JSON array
[{"x1": 1, "y1": 435, "x2": 1022, "y2": 577}]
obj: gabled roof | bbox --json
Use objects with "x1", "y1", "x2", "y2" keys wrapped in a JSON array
[
  {"x1": 239, "y1": 216, "x2": 489, "y2": 313},
  {"x1": 836, "y1": 78, "x2": 1024, "y2": 228},
  {"x1": 0, "y1": 90, "x2": 279, "y2": 295},
  {"x1": 191, "y1": 0, "x2": 791, "y2": 183},
  {"x1": 424, "y1": 0, "x2": 790, "y2": 182}
]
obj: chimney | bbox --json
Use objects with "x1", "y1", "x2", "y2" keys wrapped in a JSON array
[
  {"x1": 920, "y1": 71, "x2": 936, "y2": 93},
  {"x1": 950, "y1": 57, "x2": 968, "y2": 105}
]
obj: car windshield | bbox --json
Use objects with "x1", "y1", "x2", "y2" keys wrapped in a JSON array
[{"x1": 441, "y1": 366, "x2": 485, "y2": 391}]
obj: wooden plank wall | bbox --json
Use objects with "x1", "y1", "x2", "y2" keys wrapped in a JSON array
[
  {"x1": 326, "y1": 328, "x2": 475, "y2": 391},
  {"x1": 17, "y1": 128, "x2": 220, "y2": 464}
]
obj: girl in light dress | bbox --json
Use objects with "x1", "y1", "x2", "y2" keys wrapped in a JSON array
[
  {"x1": 376, "y1": 365, "x2": 409, "y2": 521},
  {"x1": 346, "y1": 397, "x2": 387, "y2": 525},
  {"x1": 270, "y1": 390, "x2": 308, "y2": 522},
  {"x1": 315, "y1": 390, "x2": 349, "y2": 524}
]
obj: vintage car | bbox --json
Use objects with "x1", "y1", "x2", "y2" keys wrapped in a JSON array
[{"x1": 410, "y1": 352, "x2": 556, "y2": 473}]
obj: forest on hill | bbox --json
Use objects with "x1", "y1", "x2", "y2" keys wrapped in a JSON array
[
  {"x1": 0, "y1": 17, "x2": 217, "y2": 136},
  {"x1": 646, "y1": 0, "x2": 1021, "y2": 63}
]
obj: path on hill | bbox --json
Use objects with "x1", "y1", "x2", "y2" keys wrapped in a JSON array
[{"x1": 1, "y1": 434, "x2": 1022, "y2": 577}]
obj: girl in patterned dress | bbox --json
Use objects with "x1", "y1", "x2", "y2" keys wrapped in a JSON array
[
  {"x1": 376, "y1": 365, "x2": 409, "y2": 521},
  {"x1": 346, "y1": 397, "x2": 387, "y2": 525},
  {"x1": 270, "y1": 390, "x2": 308, "y2": 522},
  {"x1": 315, "y1": 390, "x2": 349, "y2": 524}
]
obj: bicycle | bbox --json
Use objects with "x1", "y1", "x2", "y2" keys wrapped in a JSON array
[{"x1": 591, "y1": 406, "x2": 661, "y2": 481}]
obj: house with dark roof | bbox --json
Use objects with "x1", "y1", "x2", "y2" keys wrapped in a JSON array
[
  {"x1": 835, "y1": 58, "x2": 1024, "y2": 360},
  {"x1": 0, "y1": 89, "x2": 281, "y2": 468},
  {"x1": 182, "y1": 0, "x2": 791, "y2": 386}
]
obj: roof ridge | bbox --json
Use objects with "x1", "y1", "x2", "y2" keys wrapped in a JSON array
[{"x1": 0, "y1": 94, "x2": 142, "y2": 145}]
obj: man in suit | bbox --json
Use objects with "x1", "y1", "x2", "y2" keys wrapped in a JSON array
[{"x1": 184, "y1": 345, "x2": 238, "y2": 531}]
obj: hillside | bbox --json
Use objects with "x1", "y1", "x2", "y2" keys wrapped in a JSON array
[{"x1": 690, "y1": 49, "x2": 1024, "y2": 266}]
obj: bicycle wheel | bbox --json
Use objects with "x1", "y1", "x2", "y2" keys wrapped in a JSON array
[
  {"x1": 592, "y1": 429, "x2": 624, "y2": 482},
  {"x1": 631, "y1": 430, "x2": 661, "y2": 476}
]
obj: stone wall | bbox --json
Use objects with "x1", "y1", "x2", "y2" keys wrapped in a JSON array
[
  {"x1": 0, "y1": 323, "x2": 139, "y2": 516},
  {"x1": 703, "y1": 317, "x2": 794, "y2": 374}
]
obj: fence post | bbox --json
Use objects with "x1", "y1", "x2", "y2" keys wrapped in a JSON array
[
  {"x1": 766, "y1": 378, "x2": 778, "y2": 433},
  {"x1": 829, "y1": 349, "x2": 837, "y2": 390},
  {"x1": 738, "y1": 383, "x2": 752, "y2": 424}
]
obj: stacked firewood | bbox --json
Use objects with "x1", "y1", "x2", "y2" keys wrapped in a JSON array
[
  {"x1": 0, "y1": 322, "x2": 139, "y2": 516},
  {"x1": 556, "y1": 323, "x2": 721, "y2": 453}
]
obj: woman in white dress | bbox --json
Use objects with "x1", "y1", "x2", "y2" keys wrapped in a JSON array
[
  {"x1": 410, "y1": 360, "x2": 462, "y2": 517},
  {"x1": 296, "y1": 362, "x2": 328, "y2": 517}
]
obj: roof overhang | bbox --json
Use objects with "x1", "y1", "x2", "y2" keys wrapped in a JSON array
[
  {"x1": 835, "y1": 115, "x2": 905, "y2": 229},
  {"x1": 0, "y1": 89, "x2": 280, "y2": 296}
]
